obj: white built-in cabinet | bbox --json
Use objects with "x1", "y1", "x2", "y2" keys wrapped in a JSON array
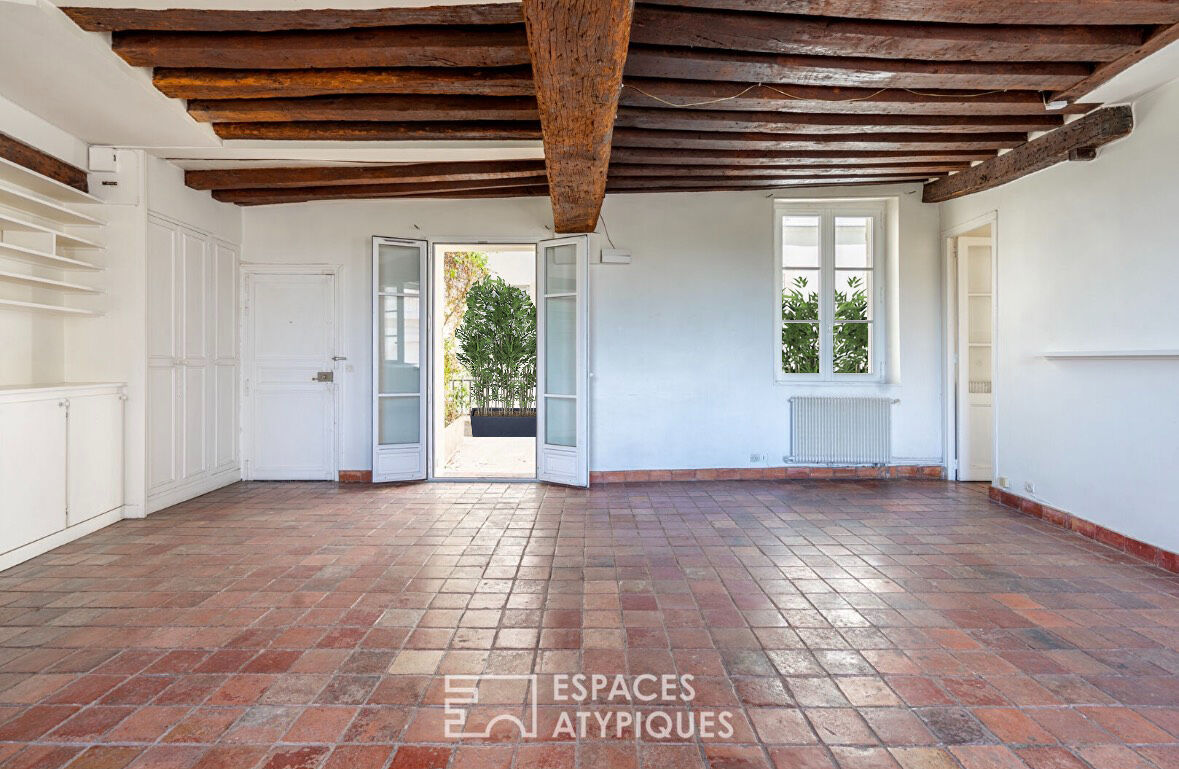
[
  {"x1": 145, "y1": 215, "x2": 239, "y2": 512},
  {"x1": 0, "y1": 383, "x2": 125, "y2": 571}
]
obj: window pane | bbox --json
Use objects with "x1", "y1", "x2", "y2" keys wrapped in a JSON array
[
  {"x1": 834, "y1": 322, "x2": 872, "y2": 374},
  {"x1": 834, "y1": 270, "x2": 872, "y2": 322},
  {"x1": 545, "y1": 397, "x2": 576, "y2": 446},
  {"x1": 781, "y1": 322, "x2": 820, "y2": 374},
  {"x1": 544, "y1": 296, "x2": 576, "y2": 396},
  {"x1": 782, "y1": 216, "x2": 820, "y2": 267},
  {"x1": 835, "y1": 217, "x2": 871, "y2": 268},
  {"x1": 544, "y1": 243, "x2": 577, "y2": 294},
  {"x1": 782, "y1": 269, "x2": 820, "y2": 322},
  {"x1": 378, "y1": 243, "x2": 421, "y2": 294},
  {"x1": 379, "y1": 396, "x2": 420, "y2": 444},
  {"x1": 378, "y1": 295, "x2": 420, "y2": 394}
]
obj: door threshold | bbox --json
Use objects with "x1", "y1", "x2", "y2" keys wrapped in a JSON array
[{"x1": 430, "y1": 476, "x2": 537, "y2": 483}]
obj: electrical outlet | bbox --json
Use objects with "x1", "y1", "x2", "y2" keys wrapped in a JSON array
[
  {"x1": 997, "y1": 476, "x2": 1009, "y2": 489},
  {"x1": 1024, "y1": 481, "x2": 1036, "y2": 494},
  {"x1": 749, "y1": 453, "x2": 765, "y2": 463}
]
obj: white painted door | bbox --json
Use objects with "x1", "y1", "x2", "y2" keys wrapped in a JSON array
[
  {"x1": 0, "y1": 398, "x2": 67, "y2": 552},
  {"x1": 956, "y1": 236, "x2": 994, "y2": 482},
  {"x1": 245, "y1": 271, "x2": 337, "y2": 480},
  {"x1": 536, "y1": 236, "x2": 589, "y2": 487},
  {"x1": 372, "y1": 238, "x2": 428, "y2": 482},
  {"x1": 146, "y1": 218, "x2": 180, "y2": 493},
  {"x1": 67, "y1": 393, "x2": 125, "y2": 525}
]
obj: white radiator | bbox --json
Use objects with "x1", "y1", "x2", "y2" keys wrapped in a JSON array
[{"x1": 789, "y1": 397, "x2": 895, "y2": 465}]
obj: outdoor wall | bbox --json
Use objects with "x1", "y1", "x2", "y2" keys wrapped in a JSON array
[
  {"x1": 242, "y1": 182, "x2": 945, "y2": 473},
  {"x1": 940, "y1": 77, "x2": 1179, "y2": 553}
]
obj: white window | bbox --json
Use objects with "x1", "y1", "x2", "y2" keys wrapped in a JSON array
[{"x1": 775, "y1": 201, "x2": 885, "y2": 381}]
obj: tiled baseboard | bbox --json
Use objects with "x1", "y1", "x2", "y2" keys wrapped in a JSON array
[
  {"x1": 590, "y1": 465, "x2": 945, "y2": 484},
  {"x1": 990, "y1": 486, "x2": 1178, "y2": 574},
  {"x1": 338, "y1": 470, "x2": 372, "y2": 483}
]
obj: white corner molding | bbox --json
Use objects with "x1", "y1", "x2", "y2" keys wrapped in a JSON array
[{"x1": 1043, "y1": 349, "x2": 1179, "y2": 360}]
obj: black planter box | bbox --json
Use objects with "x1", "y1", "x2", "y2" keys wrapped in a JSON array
[{"x1": 470, "y1": 409, "x2": 537, "y2": 438}]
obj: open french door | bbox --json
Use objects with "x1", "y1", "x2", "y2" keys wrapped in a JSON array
[
  {"x1": 536, "y1": 236, "x2": 589, "y2": 487},
  {"x1": 372, "y1": 237, "x2": 429, "y2": 482}
]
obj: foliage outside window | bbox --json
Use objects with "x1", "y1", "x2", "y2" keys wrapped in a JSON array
[
  {"x1": 456, "y1": 276, "x2": 537, "y2": 416},
  {"x1": 778, "y1": 206, "x2": 880, "y2": 379},
  {"x1": 442, "y1": 251, "x2": 489, "y2": 424}
]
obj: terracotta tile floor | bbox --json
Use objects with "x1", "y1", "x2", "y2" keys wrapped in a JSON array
[{"x1": 2, "y1": 480, "x2": 1178, "y2": 769}]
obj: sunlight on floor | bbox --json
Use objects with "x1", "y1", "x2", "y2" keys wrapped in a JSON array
[{"x1": 440, "y1": 435, "x2": 535, "y2": 478}]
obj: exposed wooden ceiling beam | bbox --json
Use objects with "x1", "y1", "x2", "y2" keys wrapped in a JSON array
[
  {"x1": 630, "y1": 6, "x2": 1145, "y2": 62},
  {"x1": 1051, "y1": 22, "x2": 1179, "y2": 105},
  {"x1": 522, "y1": 0, "x2": 635, "y2": 233},
  {"x1": 610, "y1": 147, "x2": 996, "y2": 165},
  {"x1": 213, "y1": 176, "x2": 549, "y2": 204},
  {"x1": 620, "y1": 79, "x2": 1089, "y2": 115},
  {"x1": 210, "y1": 121, "x2": 542, "y2": 141},
  {"x1": 112, "y1": 26, "x2": 530, "y2": 69},
  {"x1": 0, "y1": 132, "x2": 89, "y2": 192},
  {"x1": 185, "y1": 160, "x2": 549, "y2": 191},
  {"x1": 612, "y1": 127, "x2": 1026, "y2": 151},
  {"x1": 607, "y1": 176, "x2": 933, "y2": 192},
  {"x1": 154, "y1": 67, "x2": 536, "y2": 100},
  {"x1": 923, "y1": 105, "x2": 1133, "y2": 203},
  {"x1": 614, "y1": 107, "x2": 1063, "y2": 134},
  {"x1": 61, "y1": 4, "x2": 523, "y2": 32},
  {"x1": 609, "y1": 163, "x2": 961, "y2": 177},
  {"x1": 625, "y1": 46, "x2": 1090, "y2": 91},
  {"x1": 187, "y1": 95, "x2": 538, "y2": 124},
  {"x1": 635, "y1": 1, "x2": 1179, "y2": 26}
]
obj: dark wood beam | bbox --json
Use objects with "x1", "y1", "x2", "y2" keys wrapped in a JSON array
[
  {"x1": 112, "y1": 26, "x2": 529, "y2": 69},
  {"x1": 222, "y1": 181, "x2": 552, "y2": 206},
  {"x1": 611, "y1": 147, "x2": 996, "y2": 165},
  {"x1": 607, "y1": 176, "x2": 932, "y2": 192},
  {"x1": 612, "y1": 127, "x2": 1026, "y2": 151},
  {"x1": 62, "y1": 4, "x2": 523, "y2": 31},
  {"x1": 636, "y1": 1, "x2": 1179, "y2": 26},
  {"x1": 625, "y1": 46, "x2": 1089, "y2": 91},
  {"x1": 210, "y1": 121, "x2": 542, "y2": 141},
  {"x1": 614, "y1": 107, "x2": 1063, "y2": 134},
  {"x1": 154, "y1": 67, "x2": 536, "y2": 100},
  {"x1": 186, "y1": 159, "x2": 548, "y2": 191},
  {"x1": 620, "y1": 79, "x2": 1091, "y2": 115},
  {"x1": 630, "y1": 6, "x2": 1145, "y2": 62},
  {"x1": 1051, "y1": 22, "x2": 1179, "y2": 105},
  {"x1": 923, "y1": 106, "x2": 1133, "y2": 203},
  {"x1": 0, "y1": 131, "x2": 89, "y2": 192},
  {"x1": 609, "y1": 163, "x2": 959, "y2": 177},
  {"x1": 187, "y1": 95, "x2": 538, "y2": 124},
  {"x1": 522, "y1": 0, "x2": 634, "y2": 233}
]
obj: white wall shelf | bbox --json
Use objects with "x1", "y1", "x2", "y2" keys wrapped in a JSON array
[
  {"x1": 0, "y1": 298, "x2": 101, "y2": 316},
  {"x1": 0, "y1": 269, "x2": 101, "y2": 294},
  {"x1": 0, "y1": 183, "x2": 103, "y2": 226},
  {"x1": 0, "y1": 157, "x2": 99, "y2": 206},
  {"x1": 0, "y1": 241, "x2": 101, "y2": 270},
  {"x1": 1043, "y1": 349, "x2": 1179, "y2": 360},
  {"x1": 0, "y1": 212, "x2": 104, "y2": 249}
]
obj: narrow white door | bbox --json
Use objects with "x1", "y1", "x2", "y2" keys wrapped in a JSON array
[
  {"x1": 372, "y1": 237, "x2": 428, "y2": 482},
  {"x1": 245, "y1": 271, "x2": 337, "y2": 480},
  {"x1": 956, "y1": 235, "x2": 994, "y2": 482},
  {"x1": 536, "y1": 236, "x2": 589, "y2": 487}
]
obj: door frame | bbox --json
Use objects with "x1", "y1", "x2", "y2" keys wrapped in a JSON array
[
  {"x1": 239, "y1": 263, "x2": 345, "y2": 481},
  {"x1": 941, "y1": 212, "x2": 998, "y2": 482}
]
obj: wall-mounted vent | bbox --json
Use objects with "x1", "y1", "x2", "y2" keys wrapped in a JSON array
[{"x1": 789, "y1": 397, "x2": 895, "y2": 465}]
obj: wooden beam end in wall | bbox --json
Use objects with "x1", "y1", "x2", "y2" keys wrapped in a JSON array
[
  {"x1": 0, "y1": 132, "x2": 89, "y2": 192},
  {"x1": 922, "y1": 106, "x2": 1133, "y2": 204}
]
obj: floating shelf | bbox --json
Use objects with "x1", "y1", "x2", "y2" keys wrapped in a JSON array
[
  {"x1": 0, "y1": 183, "x2": 102, "y2": 226},
  {"x1": 0, "y1": 241, "x2": 101, "y2": 271},
  {"x1": 0, "y1": 212, "x2": 104, "y2": 250},
  {"x1": 0, "y1": 157, "x2": 99, "y2": 206},
  {"x1": 0, "y1": 298, "x2": 100, "y2": 317},
  {"x1": 0, "y1": 270, "x2": 101, "y2": 294},
  {"x1": 1043, "y1": 349, "x2": 1179, "y2": 360}
]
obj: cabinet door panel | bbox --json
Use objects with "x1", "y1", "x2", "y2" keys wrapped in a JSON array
[
  {"x1": 146, "y1": 220, "x2": 177, "y2": 360},
  {"x1": 182, "y1": 230, "x2": 208, "y2": 361},
  {"x1": 0, "y1": 400, "x2": 67, "y2": 553},
  {"x1": 183, "y1": 365, "x2": 208, "y2": 480},
  {"x1": 67, "y1": 394, "x2": 124, "y2": 524},
  {"x1": 215, "y1": 242, "x2": 238, "y2": 360},
  {"x1": 147, "y1": 366, "x2": 178, "y2": 491},
  {"x1": 215, "y1": 364, "x2": 238, "y2": 469}
]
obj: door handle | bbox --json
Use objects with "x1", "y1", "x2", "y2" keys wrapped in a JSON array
[
  {"x1": 313, "y1": 371, "x2": 334, "y2": 382},
  {"x1": 332, "y1": 356, "x2": 347, "y2": 361}
]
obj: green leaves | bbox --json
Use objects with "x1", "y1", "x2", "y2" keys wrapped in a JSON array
[
  {"x1": 456, "y1": 276, "x2": 537, "y2": 413},
  {"x1": 781, "y1": 274, "x2": 870, "y2": 375}
]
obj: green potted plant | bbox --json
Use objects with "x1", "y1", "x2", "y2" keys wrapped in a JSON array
[{"x1": 456, "y1": 276, "x2": 537, "y2": 437}]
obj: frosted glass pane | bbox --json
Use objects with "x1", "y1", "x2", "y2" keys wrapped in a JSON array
[
  {"x1": 378, "y1": 243, "x2": 421, "y2": 294},
  {"x1": 378, "y1": 295, "x2": 420, "y2": 394},
  {"x1": 544, "y1": 296, "x2": 575, "y2": 396},
  {"x1": 782, "y1": 215, "x2": 820, "y2": 267},
  {"x1": 835, "y1": 217, "x2": 871, "y2": 268},
  {"x1": 544, "y1": 244, "x2": 577, "y2": 294},
  {"x1": 379, "y1": 396, "x2": 420, "y2": 445},
  {"x1": 545, "y1": 397, "x2": 575, "y2": 447}
]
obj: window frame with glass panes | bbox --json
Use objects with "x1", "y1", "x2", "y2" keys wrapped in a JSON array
[{"x1": 773, "y1": 200, "x2": 886, "y2": 382}]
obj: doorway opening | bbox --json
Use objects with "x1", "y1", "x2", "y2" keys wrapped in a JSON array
[
  {"x1": 431, "y1": 243, "x2": 537, "y2": 479},
  {"x1": 946, "y1": 220, "x2": 996, "y2": 482}
]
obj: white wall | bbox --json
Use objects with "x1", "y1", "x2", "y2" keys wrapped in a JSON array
[
  {"x1": 940, "y1": 78, "x2": 1179, "y2": 553},
  {"x1": 243, "y1": 182, "x2": 945, "y2": 473}
]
